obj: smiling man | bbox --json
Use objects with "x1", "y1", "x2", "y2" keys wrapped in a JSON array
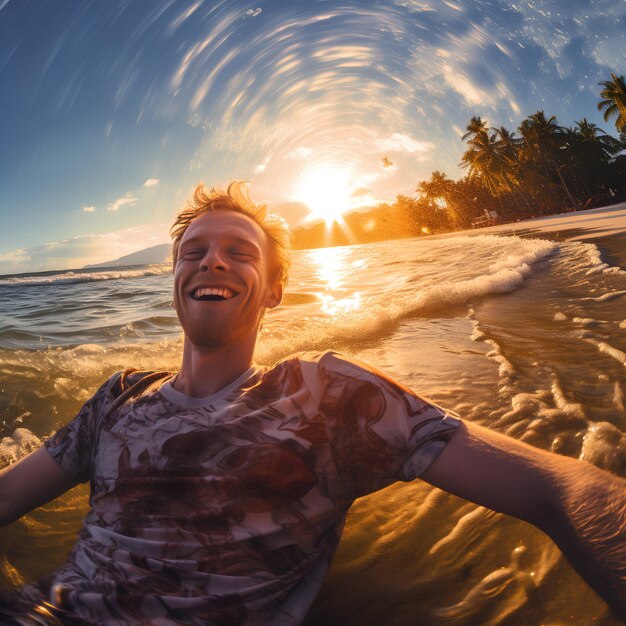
[
  {"x1": 169, "y1": 187, "x2": 283, "y2": 398},
  {"x1": 0, "y1": 182, "x2": 625, "y2": 625}
]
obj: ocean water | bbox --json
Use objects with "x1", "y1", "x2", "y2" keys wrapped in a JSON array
[{"x1": 1, "y1": 228, "x2": 625, "y2": 625}]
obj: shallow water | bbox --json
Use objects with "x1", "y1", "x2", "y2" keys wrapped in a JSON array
[{"x1": 0, "y1": 227, "x2": 625, "y2": 625}]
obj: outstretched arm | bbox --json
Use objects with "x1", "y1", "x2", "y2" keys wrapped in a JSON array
[
  {"x1": 0, "y1": 447, "x2": 77, "y2": 527},
  {"x1": 421, "y1": 420, "x2": 626, "y2": 618}
]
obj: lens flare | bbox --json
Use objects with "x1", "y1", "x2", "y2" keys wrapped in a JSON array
[{"x1": 292, "y1": 164, "x2": 356, "y2": 226}]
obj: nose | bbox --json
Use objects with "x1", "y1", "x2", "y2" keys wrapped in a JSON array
[{"x1": 199, "y1": 246, "x2": 229, "y2": 272}]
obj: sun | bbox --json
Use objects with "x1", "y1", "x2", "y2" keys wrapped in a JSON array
[{"x1": 292, "y1": 164, "x2": 355, "y2": 226}]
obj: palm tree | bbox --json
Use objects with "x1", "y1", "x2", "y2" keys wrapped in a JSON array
[
  {"x1": 417, "y1": 171, "x2": 453, "y2": 208},
  {"x1": 460, "y1": 117, "x2": 530, "y2": 219},
  {"x1": 493, "y1": 126, "x2": 520, "y2": 160},
  {"x1": 460, "y1": 118, "x2": 502, "y2": 197},
  {"x1": 564, "y1": 119, "x2": 624, "y2": 202},
  {"x1": 518, "y1": 111, "x2": 564, "y2": 166},
  {"x1": 462, "y1": 116, "x2": 489, "y2": 143},
  {"x1": 597, "y1": 73, "x2": 626, "y2": 134},
  {"x1": 572, "y1": 118, "x2": 621, "y2": 158},
  {"x1": 393, "y1": 194, "x2": 448, "y2": 233},
  {"x1": 417, "y1": 171, "x2": 467, "y2": 227},
  {"x1": 518, "y1": 111, "x2": 581, "y2": 209},
  {"x1": 491, "y1": 126, "x2": 522, "y2": 191},
  {"x1": 490, "y1": 126, "x2": 540, "y2": 217}
]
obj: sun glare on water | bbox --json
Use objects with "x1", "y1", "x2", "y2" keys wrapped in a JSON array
[{"x1": 292, "y1": 165, "x2": 355, "y2": 226}]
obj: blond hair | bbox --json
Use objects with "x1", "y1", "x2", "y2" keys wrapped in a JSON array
[{"x1": 170, "y1": 181, "x2": 291, "y2": 287}]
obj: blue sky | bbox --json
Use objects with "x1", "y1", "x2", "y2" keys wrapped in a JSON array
[{"x1": 1, "y1": 0, "x2": 625, "y2": 273}]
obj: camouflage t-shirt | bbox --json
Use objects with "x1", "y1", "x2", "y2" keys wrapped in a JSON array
[{"x1": 24, "y1": 351, "x2": 459, "y2": 625}]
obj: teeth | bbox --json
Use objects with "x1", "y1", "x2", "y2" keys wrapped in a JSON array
[{"x1": 194, "y1": 287, "x2": 234, "y2": 299}]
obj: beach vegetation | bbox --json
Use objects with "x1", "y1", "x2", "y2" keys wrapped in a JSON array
[
  {"x1": 597, "y1": 73, "x2": 626, "y2": 134},
  {"x1": 292, "y1": 71, "x2": 626, "y2": 249}
]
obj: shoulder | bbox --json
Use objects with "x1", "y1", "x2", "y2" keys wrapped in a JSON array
[
  {"x1": 267, "y1": 350, "x2": 366, "y2": 380},
  {"x1": 98, "y1": 368, "x2": 173, "y2": 416},
  {"x1": 113, "y1": 368, "x2": 171, "y2": 395},
  {"x1": 270, "y1": 350, "x2": 369, "y2": 371},
  {"x1": 268, "y1": 350, "x2": 410, "y2": 400},
  {"x1": 280, "y1": 350, "x2": 401, "y2": 387}
]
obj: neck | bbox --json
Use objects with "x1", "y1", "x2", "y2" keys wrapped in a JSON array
[{"x1": 174, "y1": 334, "x2": 257, "y2": 398}]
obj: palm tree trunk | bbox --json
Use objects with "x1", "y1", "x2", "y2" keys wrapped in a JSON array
[{"x1": 556, "y1": 166, "x2": 581, "y2": 210}]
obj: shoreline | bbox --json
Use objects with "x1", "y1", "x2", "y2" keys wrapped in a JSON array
[
  {"x1": 453, "y1": 201, "x2": 626, "y2": 271},
  {"x1": 433, "y1": 201, "x2": 626, "y2": 243},
  {"x1": 291, "y1": 201, "x2": 626, "y2": 254},
  {"x1": 3, "y1": 202, "x2": 626, "y2": 281},
  {"x1": 322, "y1": 200, "x2": 626, "y2": 270}
]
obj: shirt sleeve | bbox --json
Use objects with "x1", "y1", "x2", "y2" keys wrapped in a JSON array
[
  {"x1": 301, "y1": 351, "x2": 460, "y2": 498},
  {"x1": 44, "y1": 372, "x2": 121, "y2": 484}
]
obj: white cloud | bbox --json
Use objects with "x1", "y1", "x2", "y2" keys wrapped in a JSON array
[
  {"x1": 82, "y1": 205, "x2": 96, "y2": 213},
  {"x1": 442, "y1": 64, "x2": 485, "y2": 106},
  {"x1": 143, "y1": 178, "x2": 160, "y2": 187},
  {"x1": 0, "y1": 247, "x2": 29, "y2": 266},
  {"x1": 0, "y1": 224, "x2": 170, "y2": 274},
  {"x1": 107, "y1": 193, "x2": 138, "y2": 212},
  {"x1": 393, "y1": 0, "x2": 435, "y2": 12},
  {"x1": 592, "y1": 33, "x2": 626, "y2": 70},
  {"x1": 403, "y1": 17, "x2": 526, "y2": 117},
  {"x1": 375, "y1": 133, "x2": 434, "y2": 154}
]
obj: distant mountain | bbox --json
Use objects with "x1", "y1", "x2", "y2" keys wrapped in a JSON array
[{"x1": 84, "y1": 243, "x2": 171, "y2": 268}]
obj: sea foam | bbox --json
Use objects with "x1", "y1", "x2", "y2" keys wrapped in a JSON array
[
  {"x1": 0, "y1": 265, "x2": 171, "y2": 288},
  {"x1": 0, "y1": 428, "x2": 42, "y2": 469}
]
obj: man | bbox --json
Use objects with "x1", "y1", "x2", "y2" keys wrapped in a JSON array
[{"x1": 0, "y1": 182, "x2": 624, "y2": 625}]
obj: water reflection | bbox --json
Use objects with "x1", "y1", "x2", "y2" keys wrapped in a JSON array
[
  {"x1": 307, "y1": 246, "x2": 352, "y2": 290},
  {"x1": 306, "y1": 247, "x2": 364, "y2": 315},
  {"x1": 320, "y1": 291, "x2": 362, "y2": 315}
]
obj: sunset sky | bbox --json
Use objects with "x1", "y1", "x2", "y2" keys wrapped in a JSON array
[{"x1": 1, "y1": 0, "x2": 625, "y2": 273}]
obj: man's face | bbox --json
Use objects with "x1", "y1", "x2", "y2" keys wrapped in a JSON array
[{"x1": 173, "y1": 210, "x2": 282, "y2": 349}]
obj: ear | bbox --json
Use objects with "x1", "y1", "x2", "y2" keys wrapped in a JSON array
[{"x1": 264, "y1": 280, "x2": 283, "y2": 310}]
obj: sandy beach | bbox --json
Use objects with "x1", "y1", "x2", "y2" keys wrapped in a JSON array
[{"x1": 453, "y1": 201, "x2": 626, "y2": 241}]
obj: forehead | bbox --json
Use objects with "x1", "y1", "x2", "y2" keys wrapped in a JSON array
[{"x1": 180, "y1": 210, "x2": 267, "y2": 249}]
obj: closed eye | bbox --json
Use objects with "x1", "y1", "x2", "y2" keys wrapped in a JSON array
[
  {"x1": 230, "y1": 249, "x2": 257, "y2": 260},
  {"x1": 180, "y1": 249, "x2": 205, "y2": 260}
]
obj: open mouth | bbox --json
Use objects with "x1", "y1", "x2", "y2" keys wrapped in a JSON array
[{"x1": 191, "y1": 287, "x2": 238, "y2": 301}]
